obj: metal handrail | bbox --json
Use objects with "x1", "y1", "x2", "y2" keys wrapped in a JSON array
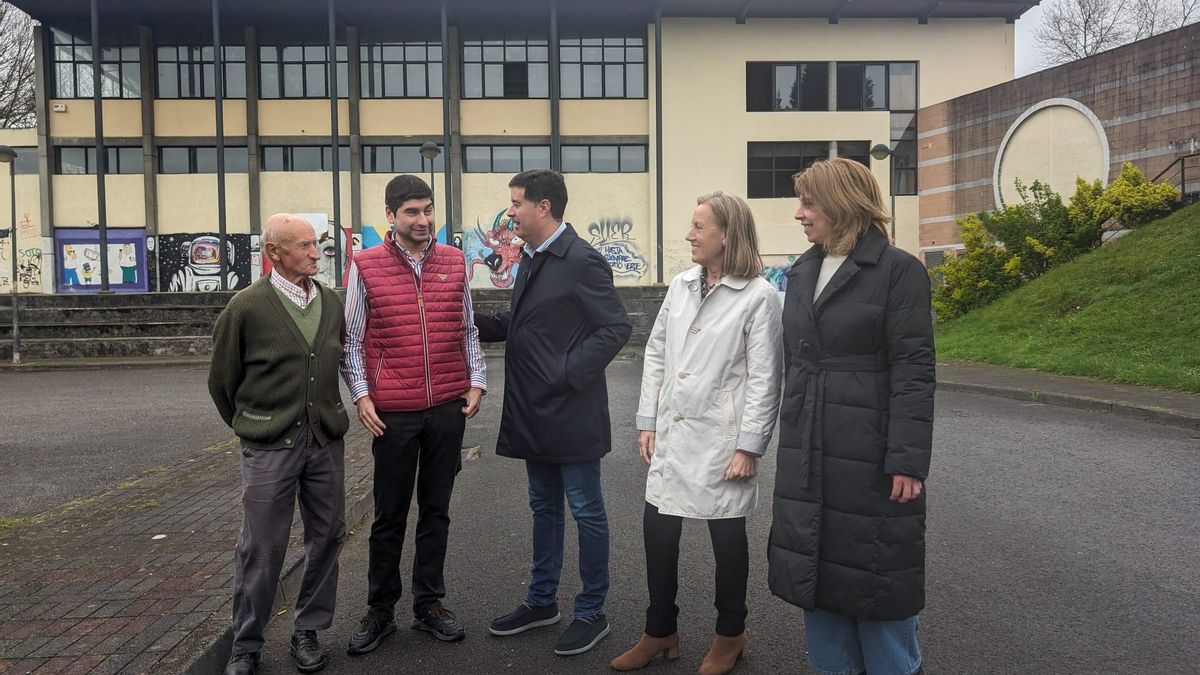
[{"x1": 1152, "y1": 152, "x2": 1200, "y2": 199}]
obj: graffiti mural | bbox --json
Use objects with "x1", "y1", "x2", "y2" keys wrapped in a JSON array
[
  {"x1": 0, "y1": 216, "x2": 44, "y2": 293},
  {"x1": 54, "y1": 228, "x2": 148, "y2": 293},
  {"x1": 587, "y1": 217, "x2": 647, "y2": 279},
  {"x1": 464, "y1": 210, "x2": 524, "y2": 289},
  {"x1": 762, "y1": 254, "x2": 800, "y2": 293},
  {"x1": 157, "y1": 233, "x2": 249, "y2": 292}
]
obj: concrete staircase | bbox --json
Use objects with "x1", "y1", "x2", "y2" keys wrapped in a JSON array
[{"x1": 0, "y1": 286, "x2": 667, "y2": 365}]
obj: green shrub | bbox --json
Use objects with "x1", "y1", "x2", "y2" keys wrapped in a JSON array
[
  {"x1": 1098, "y1": 162, "x2": 1179, "y2": 227},
  {"x1": 931, "y1": 214, "x2": 1022, "y2": 321}
]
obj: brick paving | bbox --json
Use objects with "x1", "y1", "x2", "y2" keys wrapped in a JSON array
[{"x1": 0, "y1": 425, "x2": 373, "y2": 675}]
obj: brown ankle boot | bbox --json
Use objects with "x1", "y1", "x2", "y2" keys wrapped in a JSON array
[
  {"x1": 610, "y1": 633, "x2": 681, "y2": 671},
  {"x1": 697, "y1": 632, "x2": 746, "y2": 675}
]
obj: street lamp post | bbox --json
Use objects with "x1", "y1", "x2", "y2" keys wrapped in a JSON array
[
  {"x1": 420, "y1": 141, "x2": 442, "y2": 242},
  {"x1": 871, "y1": 142, "x2": 897, "y2": 242},
  {"x1": 0, "y1": 145, "x2": 20, "y2": 365}
]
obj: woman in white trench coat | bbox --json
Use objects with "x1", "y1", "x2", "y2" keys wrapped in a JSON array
[{"x1": 611, "y1": 192, "x2": 782, "y2": 675}]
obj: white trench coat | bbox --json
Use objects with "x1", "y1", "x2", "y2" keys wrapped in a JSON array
[{"x1": 636, "y1": 266, "x2": 783, "y2": 519}]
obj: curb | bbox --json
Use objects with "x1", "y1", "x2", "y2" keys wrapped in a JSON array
[
  {"x1": 180, "y1": 473, "x2": 376, "y2": 675},
  {"x1": 938, "y1": 380, "x2": 1200, "y2": 431}
]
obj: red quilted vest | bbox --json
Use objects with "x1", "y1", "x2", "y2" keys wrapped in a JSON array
[{"x1": 355, "y1": 241, "x2": 471, "y2": 412}]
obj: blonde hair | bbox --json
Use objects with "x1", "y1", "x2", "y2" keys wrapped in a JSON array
[
  {"x1": 792, "y1": 158, "x2": 890, "y2": 256},
  {"x1": 696, "y1": 191, "x2": 764, "y2": 278}
]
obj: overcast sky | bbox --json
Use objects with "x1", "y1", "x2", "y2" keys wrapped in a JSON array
[{"x1": 1014, "y1": 4, "x2": 1047, "y2": 77}]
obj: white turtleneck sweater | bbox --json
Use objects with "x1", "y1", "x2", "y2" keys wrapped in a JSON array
[{"x1": 814, "y1": 253, "x2": 848, "y2": 301}]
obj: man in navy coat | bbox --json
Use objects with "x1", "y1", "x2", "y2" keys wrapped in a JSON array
[{"x1": 475, "y1": 169, "x2": 632, "y2": 657}]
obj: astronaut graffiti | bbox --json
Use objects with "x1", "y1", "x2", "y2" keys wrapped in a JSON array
[{"x1": 157, "y1": 233, "x2": 250, "y2": 292}]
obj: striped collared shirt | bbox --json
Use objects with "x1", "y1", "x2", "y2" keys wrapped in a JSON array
[
  {"x1": 270, "y1": 268, "x2": 319, "y2": 309},
  {"x1": 340, "y1": 233, "x2": 487, "y2": 402}
]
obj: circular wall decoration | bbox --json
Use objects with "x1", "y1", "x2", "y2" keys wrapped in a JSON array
[{"x1": 993, "y1": 98, "x2": 1109, "y2": 209}]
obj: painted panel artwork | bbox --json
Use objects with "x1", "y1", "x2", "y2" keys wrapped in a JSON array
[
  {"x1": 157, "y1": 233, "x2": 251, "y2": 292},
  {"x1": 463, "y1": 209, "x2": 523, "y2": 289},
  {"x1": 54, "y1": 228, "x2": 148, "y2": 293}
]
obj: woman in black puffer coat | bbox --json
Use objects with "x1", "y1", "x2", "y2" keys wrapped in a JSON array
[{"x1": 768, "y1": 158, "x2": 935, "y2": 675}]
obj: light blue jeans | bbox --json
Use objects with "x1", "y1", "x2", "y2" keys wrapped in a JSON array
[{"x1": 804, "y1": 609, "x2": 922, "y2": 675}]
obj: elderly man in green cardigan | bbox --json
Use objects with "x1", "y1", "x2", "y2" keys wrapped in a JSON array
[{"x1": 209, "y1": 213, "x2": 351, "y2": 675}]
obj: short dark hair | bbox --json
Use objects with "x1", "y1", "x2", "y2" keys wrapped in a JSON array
[
  {"x1": 508, "y1": 169, "x2": 568, "y2": 220},
  {"x1": 385, "y1": 174, "x2": 433, "y2": 213}
]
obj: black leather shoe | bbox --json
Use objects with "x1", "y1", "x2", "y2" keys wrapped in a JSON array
[
  {"x1": 412, "y1": 606, "x2": 466, "y2": 642},
  {"x1": 290, "y1": 629, "x2": 327, "y2": 673},
  {"x1": 347, "y1": 612, "x2": 397, "y2": 656},
  {"x1": 223, "y1": 652, "x2": 260, "y2": 675}
]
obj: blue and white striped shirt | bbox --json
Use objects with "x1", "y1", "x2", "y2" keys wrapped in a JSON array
[{"x1": 340, "y1": 235, "x2": 487, "y2": 402}]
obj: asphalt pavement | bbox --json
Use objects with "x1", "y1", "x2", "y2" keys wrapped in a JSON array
[{"x1": 250, "y1": 357, "x2": 1200, "y2": 675}]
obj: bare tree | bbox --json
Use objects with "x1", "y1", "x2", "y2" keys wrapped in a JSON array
[
  {"x1": 1035, "y1": 0, "x2": 1200, "y2": 66},
  {"x1": 0, "y1": 2, "x2": 36, "y2": 128}
]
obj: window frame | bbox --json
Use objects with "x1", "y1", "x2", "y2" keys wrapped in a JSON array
[
  {"x1": 52, "y1": 28, "x2": 140, "y2": 99},
  {"x1": 359, "y1": 41, "x2": 444, "y2": 99},
  {"x1": 746, "y1": 141, "x2": 839, "y2": 200},
  {"x1": 54, "y1": 146, "x2": 143, "y2": 175},
  {"x1": 155, "y1": 45, "x2": 247, "y2": 99},
  {"x1": 558, "y1": 36, "x2": 647, "y2": 100},
  {"x1": 259, "y1": 43, "x2": 349, "y2": 99},
  {"x1": 461, "y1": 37, "x2": 550, "y2": 100},
  {"x1": 361, "y1": 145, "x2": 445, "y2": 173},
  {"x1": 745, "y1": 61, "x2": 829, "y2": 112},
  {"x1": 559, "y1": 144, "x2": 648, "y2": 173},
  {"x1": 157, "y1": 146, "x2": 249, "y2": 174},
  {"x1": 260, "y1": 145, "x2": 351, "y2": 172},
  {"x1": 462, "y1": 145, "x2": 552, "y2": 173}
]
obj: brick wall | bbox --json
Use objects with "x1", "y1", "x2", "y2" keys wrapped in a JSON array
[{"x1": 917, "y1": 23, "x2": 1200, "y2": 257}]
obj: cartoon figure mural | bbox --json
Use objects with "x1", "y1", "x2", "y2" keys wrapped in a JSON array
[
  {"x1": 54, "y1": 229, "x2": 149, "y2": 293},
  {"x1": 62, "y1": 245, "x2": 80, "y2": 286},
  {"x1": 761, "y1": 254, "x2": 799, "y2": 292},
  {"x1": 463, "y1": 209, "x2": 524, "y2": 289},
  {"x1": 167, "y1": 235, "x2": 240, "y2": 292}
]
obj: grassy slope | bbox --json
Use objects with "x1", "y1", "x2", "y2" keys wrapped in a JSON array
[{"x1": 935, "y1": 203, "x2": 1200, "y2": 392}]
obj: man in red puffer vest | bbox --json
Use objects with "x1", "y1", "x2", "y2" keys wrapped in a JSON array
[{"x1": 340, "y1": 175, "x2": 486, "y2": 656}]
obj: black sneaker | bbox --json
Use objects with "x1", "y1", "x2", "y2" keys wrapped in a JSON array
[
  {"x1": 554, "y1": 614, "x2": 610, "y2": 656},
  {"x1": 290, "y1": 629, "x2": 327, "y2": 673},
  {"x1": 412, "y1": 606, "x2": 466, "y2": 642},
  {"x1": 488, "y1": 601, "x2": 562, "y2": 636},
  {"x1": 223, "y1": 652, "x2": 260, "y2": 675},
  {"x1": 346, "y1": 612, "x2": 397, "y2": 656}
]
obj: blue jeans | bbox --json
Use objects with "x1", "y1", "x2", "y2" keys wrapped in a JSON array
[
  {"x1": 525, "y1": 460, "x2": 609, "y2": 618},
  {"x1": 804, "y1": 609, "x2": 922, "y2": 675}
]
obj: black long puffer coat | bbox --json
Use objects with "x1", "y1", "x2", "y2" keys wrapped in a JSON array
[{"x1": 768, "y1": 227, "x2": 936, "y2": 621}]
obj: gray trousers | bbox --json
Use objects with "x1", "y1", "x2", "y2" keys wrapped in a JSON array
[{"x1": 232, "y1": 430, "x2": 346, "y2": 656}]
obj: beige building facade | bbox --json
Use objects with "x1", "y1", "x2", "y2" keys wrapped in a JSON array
[{"x1": 2, "y1": 0, "x2": 1036, "y2": 295}]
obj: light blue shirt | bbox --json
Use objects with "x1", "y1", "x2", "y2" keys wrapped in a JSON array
[{"x1": 523, "y1": 221, "x2": 569, "y2": 258}]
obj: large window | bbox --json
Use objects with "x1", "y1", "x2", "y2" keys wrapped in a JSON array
[
  {"x1": 462, "y1": 39, "x2": 549, "y2": 99},
  {"x1": 11, "y1": 148, "x2": 38, "y2": 175},
  {"x1": 261, "y1": 146, "x2": 351, "y2": 171},
  {"x1": 835, "y1": 62, "x2": 916, "y2": 112},
  {"x1": 463, "y1": 145, "x2": 551, "y2": 173},
  {"x1": 889, "y1": 113, "x2": 918, "y2": 195},
  {"x1": 746, "y1": 62, "x2": 828, "y2": 112},
  {"x1": 52, "y1": 29, "x2": 140, "y2": 99},
  {"x1": 158, "y1": 147, "x2": 249, "y2": 173},
  {"x1": 156, "y1": 45, "x2": 246, "y2": 98},
  {"x1": 559, "y1": 37, "x2": 645, "y2": 99},
  {"x1": 360, "y1": 42, "x2": 443, "y2": 98},
  {"x1": 362, "y1": 145, "x2": 445, "y2": 173},
  {"x1": 260, "y1": 44, "x2": 348, "y2": 98},
  {"x1": 561, "y1": 145, "x2": 647, "y2": 173},
  {"x1": 55, "y1": 147, "x2": 143, "y2": 175},
  {"x1": 747, "y1": 141, "x2": 868, "y2": 199}
]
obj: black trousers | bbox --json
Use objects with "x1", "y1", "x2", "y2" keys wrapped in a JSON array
[
  {"x1": 643, "y1": 501, "x2": 749, "y2": 638},
  {"x1": 367, "y1": 398, "x2": 465, "y2": 618}
]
